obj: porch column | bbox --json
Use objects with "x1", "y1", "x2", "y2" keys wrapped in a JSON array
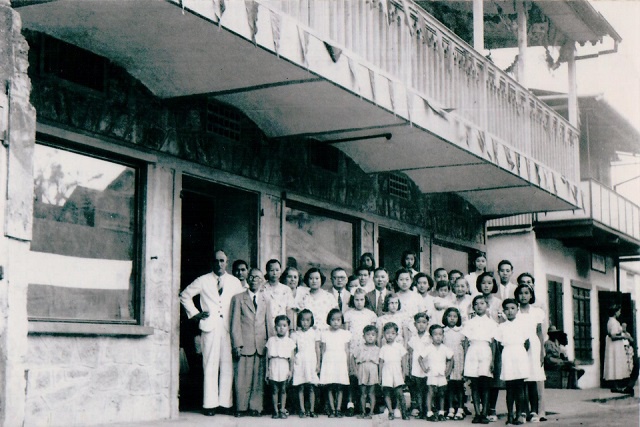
[
  {"x1": 473, "y1": 0, "x2": 484, "y2": 51},
  {"x1": 516, "y1": 1, "x2": 529, "y2": 86},
  {"x1": 567, "y1": 43, "x2": 579, "y2": 128}
]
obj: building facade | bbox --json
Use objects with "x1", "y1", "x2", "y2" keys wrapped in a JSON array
[{"x1": 0, "y1": 0, "x2": 620, "y2": 425}]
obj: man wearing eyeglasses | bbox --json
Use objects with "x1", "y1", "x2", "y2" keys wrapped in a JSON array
[
  {"x1": 330, "y1": 267, "x2": 352, "y2": 314},
  {"x1": 180, "y1": 250, "x2": 244, "y2": 416}
]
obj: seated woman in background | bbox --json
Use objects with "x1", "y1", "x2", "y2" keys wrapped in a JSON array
[{"x1": 544, "y1": 326, "x2": 584, "y2": 389}]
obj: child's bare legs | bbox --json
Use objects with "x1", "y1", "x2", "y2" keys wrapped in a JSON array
[
  {"x1": 436, "y1": 386, "x2": 445, "y2": 415},
  {"x1": 308, "y1": 385, "x2": 316, "y2": 414},
  {"x1": 413, "y1": 378, "x2": 425, "y2": 416},
  {"x1": 470, "y1": 378, "x2": 482, "y2": 416},
  {"x1": 395, "y1": 386, "x2": 408, "y2": 419},
  {"x1": 505, "y1": 381, "x2": 515, "y2": 421},
  {"x1": 479, "y1": 377, "x2": 490, "y2": 418},
  {"x1": 383, "y1": 387, "x2": 394, "y2": 418},
  {"x1": 271, "y1": 381, "x2": 281, "y2": 417},
  {"x1": 335, "y1": 386, "x2": 344, "y2": 415},
  {"x1": 525, "y1": 381, "x2": 539, "y2": 416},
  {"x1": 426, "y1": 385, "x2": 435, "y2": 417},
  {"x1": 367, "y1": 385, "x2": 376, "y2": 416},
  {"x1": 279, "y1": 383, "x2": 288, "y2": 417},
  {"x1": 298, "y1": 385, "x2": 306, "y2": 414},
  {"x1": 327, "y1": 385, "x2": 336, "y2": 415}
]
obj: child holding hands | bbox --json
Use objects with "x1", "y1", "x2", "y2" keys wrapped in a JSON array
[
  {"x1": 407, "y1": 312, "x2": 432, "y2": 419},
  {"x1": 291, "y1": 309, "x2": 320, "y2": 418},
  {"x1": 266, "y1": 315, "x2": 296, "y2": 419},
  {"x1": 354, "y1": 325, "x2": 381, "y2": 419}
]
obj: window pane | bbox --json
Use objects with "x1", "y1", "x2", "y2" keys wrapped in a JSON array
[
  {"x1": 28, "y1": 144, "x2": 139, "y2": 322},
  {"x1": 285, "y1": 206, "x2": 353, "y2": 276}
]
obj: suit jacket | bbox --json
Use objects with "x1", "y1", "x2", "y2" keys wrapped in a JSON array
[
  {"x1": 180, "y1": 272, "x2": 243, "y2": 332},
  {"x1": 230, "y1": 289, "x2": 273, "y2": 356},
  {"x1": 366, "y1": 289, "x2": 388, "y2": 314}
]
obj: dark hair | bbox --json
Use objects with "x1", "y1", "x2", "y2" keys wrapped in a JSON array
[
  {"x1": 355, "y1": 265, "x2": 370, "y2": 275},
  {"x1": 471, "y1": 251, "x2": 487, "y2": 272},
  {"x1": 429, "y1": 324, "x2": 444, "y2": 335},
  {"x1": 401, "y1": 250, "x2": 418, "y2": 269},
  {"x1": 363, "y1": 324, "x2": 378, "y2": 335},
  {"x1": 517, "y1": 272, "x2": 535, "y2": 285},
  {"x1": 232, "y1": 259, "x2": 248, "y2": 272},
  {"x1": 360, "y1": 252, "x2": 376, "y2": 271},
  {"x1": 514, "y1": 284, "x2": 536, "y2": 305},
  {"x1": 497, "y1": 260, "x2": 513, "y2": 271},
  {"x1": 608, "y1": 304, "x2": 621, "y2": 317},
  {"x1": 472, "y1": 295, "x2": 487, "y2": 308},
  {"x1": 442, "y1": 307, "x2": 462, "y2": 327},
  {"x1": 433, "y1": 267, "x2": 448, "y2": 278},
  {"x1": 326, "y1": 308, "x2": 344, "y2": 325},
  {"x1": 476, "y1": 272, "x2": 498, "y2": 294},
  {"x1": 331, "y1": 267, "x2": 348, "y2": 278},
  {"x1": 303, "y1": 268, "x2": 326, "y2": 286},
  {"x1": 382, "y1": 292, "x2": 402, "y2": 312},
  {"x1": 435, "y1": 280, "x2": 450, "y2": 291},
  {"x1": 280, "y1": 266, "x2": 300, "y2": 285},
  {"x1": 348, "y1": 274, "x2": 358, "y2": 283},
  {"x1": 413, "y1": 272, "x2": 434, "y2": 291},
  {"x1": 414, "y1": 311, "x2": 429, "y2": 322},
  {"x1": 274, "y1": 314, "x2": 290, "y2": 326},
  {"x1": 448, "y1": 269, "x2": 463, "y2": 280},
  {"x1": 394, "y1": 268, "x2": 413, "y2": 282},
  {"x1": 373, "y1": 267, "x2": 388, "y2": 276},
  {"x1": 266, "y1": 259, "x2": 282, "y2": 270},
  {"x1": 383, "y1": 322, "x2": 399, "y2": 333},
  {"x1": 297, "y1": 309, "x2": 314, "y2": 327},
  {"x1": 502, "y1": 298, "x2": 518, "y2": 310}
]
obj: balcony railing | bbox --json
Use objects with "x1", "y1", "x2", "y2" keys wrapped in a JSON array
[
  {"x1": 537, "y1": 179, "x2": 640, "y2": 241},
  {"x1": 267, "y1": 0, "x2": 579, "y2": 181}
]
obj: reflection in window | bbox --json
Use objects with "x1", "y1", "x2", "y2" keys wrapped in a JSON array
[
  {"x1": 285, "y1": 206, "x2": 354, "y2": 279},
  {"x1": 28, "y1": 143, "x2": 141, "y2": 322}
]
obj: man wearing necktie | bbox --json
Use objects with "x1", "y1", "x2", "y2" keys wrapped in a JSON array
[
  {"x1": 230, "y1": 268, "x2": 274, "y2": 417},
  {"x1": 330, "y1": 267, "x2": 351, "y2": 314},
  {"x1": 180, "y1": 250, "x2": 244, "y2": 416}
]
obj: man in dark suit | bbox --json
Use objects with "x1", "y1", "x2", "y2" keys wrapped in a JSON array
[
  {"x1": 365, "y1": 268, "x2": 389, "y2": 317},
  {"x1": 230, "y1": 268, "x2": 274, "y2": 416}
]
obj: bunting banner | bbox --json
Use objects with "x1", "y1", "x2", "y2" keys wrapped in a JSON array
[
  {"x1": 406, "y1": 92, "x2": 413, "y2": 126},
  {"x1": 491, "y1": 137, "x2": 499, "y2": 163},
  {"x1": 388, "y1": 78, "x2": 395, "y2": 114},
  {"x1": 245, "y1": 0, "x2": 259, "y2": 45},
  {"x1": 477, "y1": 128, "x2": 486, "y2": 153},
  {"x1": 504, "y1": 146, "x2": 516, "y2": 170},
  {"x1": 552, "y1": 173, "x2": 558, "y2": 194},
  {"x1": 212, "y1": 0, "x2": 226, "y2": 25},
  {"x1": 270, "y1": 11, "x2": 281, "y2": 57},
  {"x1": 347, "y1": 57, "x2": 360, "y2": 94},
  {"x1": 515, "y1": 152, "x2": 521, "y2": 175},
  {"x1": 298, "y1": 26, "x2": 310, "y2": 68},
  {"x1": 369, "y1": 69, "x2": 377, "y2": 104},
  {"x1": 423, "y1": 97, "x2": 447, "y2": 119},
  {"x1": 525, "y1": 158, "x2": 531, "y2": 182},
  {"x1": 324, "y1": 42, "x2": 343, "y2": 63},
  {"x1": 535, "y1": 163, "x2": 542, "y2": 186}
]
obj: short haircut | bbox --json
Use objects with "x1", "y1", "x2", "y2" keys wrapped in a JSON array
[
  {"x1": 303, "y1": 268, "x2": 326, "y2": 286},
  {"x1": 472, "y1": 295, "x2": 487, "y2": 308},
  {"x1": 383, "y1": 322, "x2": 399, "y2": 333},
  {"x1": 348, "y1": 274, "x2": 359, "y2": 283},
  {"x1": 326, "y1": 308, "x2": 344, "y2": 325},
  {"x1": 414, "y1": 311, "x2": 429, "y2": 322},
  {"x1": 382, "y1": 292, "x2": 402, "y2": 312},
  {"x1": 265, "y1": 259, "x2": 282, "y2": 270},
  {"x1": 442, "y1": 307, "x2": 462, "y2": 327},
  {"x1": 448, "y1": 269, "x2": 463, "y2": 280},
  {"x1": 274, "y1": 314, "x2": 290, "y2": 326},
  {"x1": 429, "y1": 324, "x2": 444, "y2": 335},
  {"x1": 517, "y1": 272, "x2": 535, "y2": 285},
  {"x1": 514, "y1": 284, "x2": 536, "y2": 304},
  {"x1": 413, "y1": 272, "x2": 434, "y2": 290},
  {"x1": 355, "y1": 265, "x2": 370, "y2": 275},
  {"x1": 476, "y1": 272, "x2": 498, "y2": 294},
  {"x1": 232, "y1": 259, "x2": 248, "y2": 271},
  {"x1": 331, "y1": 267, "x2": 347, "y2": 278},
  {"x1": 394, "y1": 268, "x2": 413, "y2": 282},
  {"x1": 349, "y1": 287, "x2": 370, "y2": 309},
  {"x1": 435, "y1": 280, "x2": 450, "y2": 290},
  {"x1": 373, "y1": 267, "x2": 389, "y2": 276},
  {"x1": 502, "y1": 298, "x2": 518, "y2": 310},
  {"x1": 401, "y1": 250, "x2": 418, "y2": 268},
  {"x1": 297, "y1": 309, "x2": 315, "y2": 327},
  {"x1": 363, "y1": 324, "x2": 378, "y2": 335},
  {"x1": 279, "y1": 266, "x2": 300, "y2": 284},
  {"x1": 433, "y1": 267, "x2": 448, "y2": 277},
  {"x1": 497, "y1": 260, "x2": 513, "y2": 271}
]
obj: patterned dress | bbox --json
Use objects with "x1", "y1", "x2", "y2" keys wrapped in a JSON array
[
  {"x1": 344, "y1": 308, "x2": 377, "y2": 374},
  {"x1": 377, "y1": 312, "x2": 410, "y2": 345},
  {"x1": 295, "y1": 288, "x2": 338, "y2": 331},
  {"x1": 264, "y1": 282, "x2": 295, "y2": 325},
  {"x1": 443, "y1": 326, "x2": 466, "y2": 381},
  {"x1": 355, "y1": 344, "x2": 380, "y2": 385}
]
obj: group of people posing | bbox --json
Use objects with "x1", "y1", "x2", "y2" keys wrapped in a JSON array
[{"x1": 180, "y1": 250, "x2": 551, "y2": 424}]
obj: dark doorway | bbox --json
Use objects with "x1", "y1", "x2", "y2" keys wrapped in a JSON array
[
  {"x1": 179, "y1": 176, "x2": 258, "y2": 411},
  {"x1": 598, "y1": 291, "x2": 636, "y2": 388},
  {"x1": 378, "y1": 227, "x2": 420, "y2": 274}
]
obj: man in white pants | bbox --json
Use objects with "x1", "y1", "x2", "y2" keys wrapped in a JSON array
[{"x1": 180, "y1": 250, "x2": 243, "y2": 416}]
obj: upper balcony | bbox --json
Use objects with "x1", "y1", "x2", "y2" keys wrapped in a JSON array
[
  {"x1": 15, "y1": 0, "x2": 619, "y2": 216},
  {"x1": 535, "y1": 179, "x2": 640, "y2": 256}
]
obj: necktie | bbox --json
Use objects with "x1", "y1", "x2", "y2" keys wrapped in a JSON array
[
  {"x1": 338, "y1": 292, "x2": 343, "y2": 311},
  {"x1": 218, "y1": 286, "x2": 223, "y2": 296},
  {"x1": 253, "y1": 295, "x2": 257, "y2": 309},
  {"x1": 377, "y1": 292, "x2": 384, "y2": 316}
]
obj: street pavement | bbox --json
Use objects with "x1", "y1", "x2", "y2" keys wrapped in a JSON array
[{"x1": 97, "y1": 386, "x2": 639, "y2": 427}]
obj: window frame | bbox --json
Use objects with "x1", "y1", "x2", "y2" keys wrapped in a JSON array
[
  {"x1": 28, "y1": 133, "x2": 148, "y2": 330},
  {"x1": 547, "y1": 275, "x2": 564, "y2": 331},
  {"x1": 571, "y1": 282, "x2": 593, "y2": 364}
]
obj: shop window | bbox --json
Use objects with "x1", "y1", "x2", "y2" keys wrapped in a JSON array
[
  {"x1": 387, "y1": 173, "x2": 411, "y2": 200},
  {"x1": 548, "y1": 278, "x2": 564, "y2": 330},
  {"x1": 572, "y1": 285, "x2": 593, "y2": 362},
  {"x1": 285, "y1": 203, "x2": 354, "y2": 278},
  {"x1": 28, "y1": 141, "x2": 144, "y2": 323}
]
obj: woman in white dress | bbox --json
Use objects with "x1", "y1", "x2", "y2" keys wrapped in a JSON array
[{"x1": 603, "y1": 304, "x2": 632, "y2": 393}]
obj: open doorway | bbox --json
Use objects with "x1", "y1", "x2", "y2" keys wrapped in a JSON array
[
  {"x1": 378, "y1": 227, "x2": 420, "y2": 273},
  {"x1": 179, "y1": 175, "x2": 258, "y2": 411}
]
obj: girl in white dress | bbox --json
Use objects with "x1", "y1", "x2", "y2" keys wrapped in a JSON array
[
  {"x1": 266, "y1": 315, "x2": 296, "y2": 419},
  {"x1": 497, "y1": 299, "x2": 530, "y2": 425},
  {"x1": 379, "y1": 321, "x2": 409, "y2": 420},
  {"x1": 400, "y1": 250, "x2": 419, "y2": 278},
  {"x1": 320, "y1": 308, "x2": 351, "y2": 418},
  {"x1": 292, "y1": 309, "x2": 320, "y2": 418},
  {"x1": 515, "y1": 284, "x2": 545, "y2": 423},
  {"x1": 415, "y1": 273, "x2": 436, "y2": 319},
  {"x1": 376, "y1": 293, "x2": 410, "y2": 346},
  {"x1": 465, "y1": 252, "x2": 487, "y2": 297},
  {"x1": 443, "y1": 307, "x2": 466, "y2": 420},
  {"x1": 462, "y1": 295, "x2": 498, "y2": 424}
]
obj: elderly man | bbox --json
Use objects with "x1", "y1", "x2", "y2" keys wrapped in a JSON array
[
  {"x1": 330, "y1": 267, "x2": 352, "y2": 314},
  {"x1": 180, "y1": 250, "x2": 244, "y2": 416}
]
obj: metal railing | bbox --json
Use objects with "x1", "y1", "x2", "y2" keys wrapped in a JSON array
[{"x1": 266, "y1": 0, "x2": 580, "y2": 181}]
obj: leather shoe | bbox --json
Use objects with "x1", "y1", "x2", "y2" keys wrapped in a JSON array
[
  {"x1": 247, "y1": 409, "x2": 261, "y2": 417},
  {"x1": 202, "y1": 408, "x2": 216, "y2": 416}
]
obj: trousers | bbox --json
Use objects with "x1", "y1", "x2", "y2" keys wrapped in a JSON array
[{"x1": 202, "y1": 326, "x2": 233, "y2": 408}]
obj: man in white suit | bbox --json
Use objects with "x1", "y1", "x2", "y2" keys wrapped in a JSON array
[{"x1": 180, "y1": 250, "x2": 243, "y2": 416}]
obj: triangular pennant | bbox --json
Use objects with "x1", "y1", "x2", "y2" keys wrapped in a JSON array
[
  {"x1": 270, "y1": 11, "x2": 281, "y2": 57},
  {"x1": 245, "y1": 0, "x2": 259, "y2": 45},
  {"x1": 504, "y1": 146, "x2": 516, "y2": 170},
  {"x1": 407, "y1": 92, "x2": 413, "y2": 126},
  {"x1": 423, "y1": 98, "x2": 447, "y2": 119},
  {"x1": 388, "y1": 78, "x2": 395, "y2": 114},
  {"x1": 298, "y1": 26, "x2": 310, "y2": 68},
  {"x1": 324, "y1": 42, "x2": 343, "y2": 63},
  {"x1": 369, "y1": 69, "x2": 377, "y2": 104},
  {"x1": 491, "y1": 137, "x2": 499, "y2": 162},
  {"x1": 347, "y1": 57, "x2": 360, "y2": 94},
  {"x1": 477, "y1": 128, "x2": 486, "y2": 153},
  {"x1": 212, "y1": 0, "x2": 226, "y2": 25}
]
